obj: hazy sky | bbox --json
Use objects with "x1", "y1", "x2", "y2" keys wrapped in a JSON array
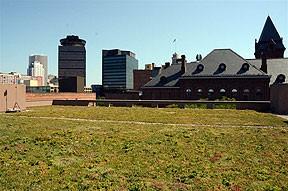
[{"x1": 1, "y1": 0, "x2": 287, "y2": 85}]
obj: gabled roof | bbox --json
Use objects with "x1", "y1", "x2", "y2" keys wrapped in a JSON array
[
  {"x1": 248, "y1": 58, "x2": 288, "y2": 84},
  {"x1": 143, "y1": 49, "x2": 269, "y2": 88},
  {"x1": 259, "y1": 16, "x2": 282, "y2": 42}
]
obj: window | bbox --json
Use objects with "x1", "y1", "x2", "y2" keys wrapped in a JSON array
[
  {"x1": 231, "y1": 89, "x2": 238, "y2": 98},
  {"x1": 243, "y1": 89, "x2": 250, "y2": 93},
  {"x1": 243, "y1": 89, "x2": 250, "y2": 100},
  {"x1": 256, "y1": 88, "x2": 262, "y2": 99},
  {"x1": 220, "y1": 89, "x2": 226, "y2": 96},
  {"x1": 186, "y1": 88, "x2": 192, "y2": 98},
  {"x1": 208, "y1": 89, "x2": 214, "y2": 100},
  {"x1": 197, "y1": 88, "x2": 203, "y2": 97}
]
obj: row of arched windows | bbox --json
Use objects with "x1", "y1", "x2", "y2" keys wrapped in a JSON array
[{"x1": 185, "y1": 88, "x2": 263, "y2": 99}]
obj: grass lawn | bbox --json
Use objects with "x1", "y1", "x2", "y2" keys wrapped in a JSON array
[{"x1": 0, "y1": 106, "x2": 287, "y2": 190}]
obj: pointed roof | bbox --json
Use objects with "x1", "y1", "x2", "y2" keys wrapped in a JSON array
[{"x1": 259, "y1": 16, "x2": 282, "y2": 42}]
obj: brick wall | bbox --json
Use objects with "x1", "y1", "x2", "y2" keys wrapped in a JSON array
[
  {"x1": 133, "y1": 70, "x2": 152, "y2": 90},
  {"x1": 142, "y1": 78, "x2": 270, "y2": 101},
  {"x1": 26, "y1": 92, "x2": 96, "y2": 101},
  {"x1": 0, "y1": 84, "x2": 26, "y2": 112}
]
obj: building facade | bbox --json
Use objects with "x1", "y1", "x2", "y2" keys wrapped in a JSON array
[
  {"x1": 250, "y1": 16, "x2": 287, "y2": 85},
  {"x1": 102, "y1": 49, "x2": 138, "y2": 90},
  {"x1": 58, "y1": 35, "x2": 86, "y2": 92},
  {"x1": 29, "y1": 55, "x2": 48, "y2": 85},
  {"x1": 142, "y1": 49, "x2": 270, "y2": 101},
  {"x1": 0, "y1": 72, "x2": 20, "y2": 84},
  {"x1": 27, "y1": 61, "x2": 44, "y2": 86}
]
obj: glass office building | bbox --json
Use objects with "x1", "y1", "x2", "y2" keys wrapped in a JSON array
[{"x1": 102, "y1": 49, "x2": 138, "y2": 90}]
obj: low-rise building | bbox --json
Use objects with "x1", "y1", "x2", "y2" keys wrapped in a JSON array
[{"x1": 142, "y1": 49, "x2": 270, "y2": 101}]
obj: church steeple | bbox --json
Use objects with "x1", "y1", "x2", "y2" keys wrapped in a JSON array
[{"x1": 255, "y1": 16, "x2": 286, "y2": 59}]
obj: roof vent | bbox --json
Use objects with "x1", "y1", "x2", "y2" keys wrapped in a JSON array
[
  {"x1": 219, "y1": 63, "x2": 226, "y2": 71},
  {"x1": 160, "y1": 76, "x2": 167, "y2": 84},
  {"x1": 197, "y1": 64, "x2": 204, "y2": 71},
  {"x1": 242, "y1": 63, "x2": 250, "y2": 71},
  {"x1": 275, "y1": 74, "x2": 286, "y2": 84}
]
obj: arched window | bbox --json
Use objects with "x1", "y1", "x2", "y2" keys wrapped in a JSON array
[
  {"x1": 243, "y1": 89, "x2": 250, "y2": 100},
  {"x1": 208, "y1": 89, "x2": 214, "y2": 96},
  {"x1": 186, "y1": 88, "x2": 192, "y2": 98},
  {"x1": 231, "y1": 89, "x2": 238, "y2": 99},
  {"x1": 255, "y1": 88, "x2": 262, "y2": 99},
  {"x1": 197, "y1": 88, "x2": 203, "y2": 98},
  {"x1": 243, "y1": 89, "x2": 250, "y2": 93},
  {"x1": 220, "y1": 89, "x2": 226, "y2": 96}
]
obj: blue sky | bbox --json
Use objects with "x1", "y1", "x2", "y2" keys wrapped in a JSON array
[{"x1": 1, "y1": 0, "x2": 287, "y2": 85}]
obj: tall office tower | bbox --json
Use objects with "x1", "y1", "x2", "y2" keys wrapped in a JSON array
[
  {"x1": 29, "y1": 55, "x2": 48, "y2": 85},
  {"x1": 27, "y1": 61, "x2": 45, "y2": 86},
  {"x1": 102, "y1": 49, "x2": 138, "y2": 90},
  {"x1": 58, "y1": 35, "x2": 86, "y2": 92}
]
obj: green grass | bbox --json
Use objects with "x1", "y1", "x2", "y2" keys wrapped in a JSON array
[{"x1": 0, "y1": 106, "x2": 287, "y2": 190}]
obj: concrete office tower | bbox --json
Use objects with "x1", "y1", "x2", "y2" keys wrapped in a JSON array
[
  {"x1": 29, "y1": 55, "x2": 48, "y2": 85},
  {"x1": 58, "y1": 35, "x2": 86, "y2": 92},
  {"x1": 102, "y1": 49, "x2": 138, "y2": 90},
  {"x1": 27, "y1": 61, "x2": 45, "y2": 86}
]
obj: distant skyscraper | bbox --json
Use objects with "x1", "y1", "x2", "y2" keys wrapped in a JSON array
[
  {"x1": 29, "y1": 55, "x2": 48, "y2": 85},
  {"x1": 102, "y1": 49, "x2": 138, "y2": 90},
  {"x1": 58, "y1": 35, "x2": 86, "y2": 92},
  {"x1": 27, "y1": 61, "x2": 45, "y2": 86}
]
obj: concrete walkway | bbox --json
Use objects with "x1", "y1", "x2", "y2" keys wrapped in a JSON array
[{"x1": 276, "y1": 115, "x2": 288, "y2": 121}]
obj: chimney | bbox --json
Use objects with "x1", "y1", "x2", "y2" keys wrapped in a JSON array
[
  {"x1": 260, "y1": 53, "x2": 267, "y2": 73},
  {"x1": 196, "y1": 54, "x2": 202, "y2": 61},
  {"x1": 181, "y1": 55, "x2": 186, "y2": 73},
  {"x1": 164, "y1": 62, "x2": 170, "y2": 69}
]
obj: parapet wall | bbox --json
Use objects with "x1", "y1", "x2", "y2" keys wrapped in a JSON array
[
  {"x1": 26, "y1": 92, "x2": 96, "y2": 101},
  {"x1": 0, "y1": 84, "x2": 26, "y2": 112},
  {"x1": 26, "y1": 92, "x2": 96, "y2": 107},
  {"x1": 270, "y1": 83, "x2": 288, "y2": 114}
]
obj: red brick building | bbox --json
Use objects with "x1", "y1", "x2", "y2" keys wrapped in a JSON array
[
  {"x1": 142, "y1": 49, "x2": 270, "y2": 101},
  {"x1": 133, "y1": 69, "x2": 152, "y2": 91}
]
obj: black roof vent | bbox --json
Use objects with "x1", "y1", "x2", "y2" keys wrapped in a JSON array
[
  {"x1": 242, "y1": 63, "x2": 250, "y2": 71},
  {"x1": 197, "y1": 64, "x2": 204, "y2": 71},
  {"x1": 275, "y1": 74, "x2": 286, "y2": 84},
  {"x1": 219, "y1": 63, "x2": 226, "y2": 71},
  {"x1": 160, "y1": 76, "x2": 167, "y2": 84}
]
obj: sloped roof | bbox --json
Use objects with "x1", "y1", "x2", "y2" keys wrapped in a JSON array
[
  {"x1": 144, "y1": 64, "x2": 182, "y2": 87},
  {"x1": 248, "y1": 58, "x2": 288, "y2": 84},
  {"x1": 183, "y1": 49, "x2": 266, "y2": 77},
  {"x1": 259, "y1": 16, "x2": 281, "y2": 42},
  {"x1": 144, "y1": 49, "x2": 269, "y2": 88}
]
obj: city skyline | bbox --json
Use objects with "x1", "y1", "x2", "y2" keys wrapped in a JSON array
[{"x1": 1, "y1": 0, "x2": 287, "y2": 85}]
